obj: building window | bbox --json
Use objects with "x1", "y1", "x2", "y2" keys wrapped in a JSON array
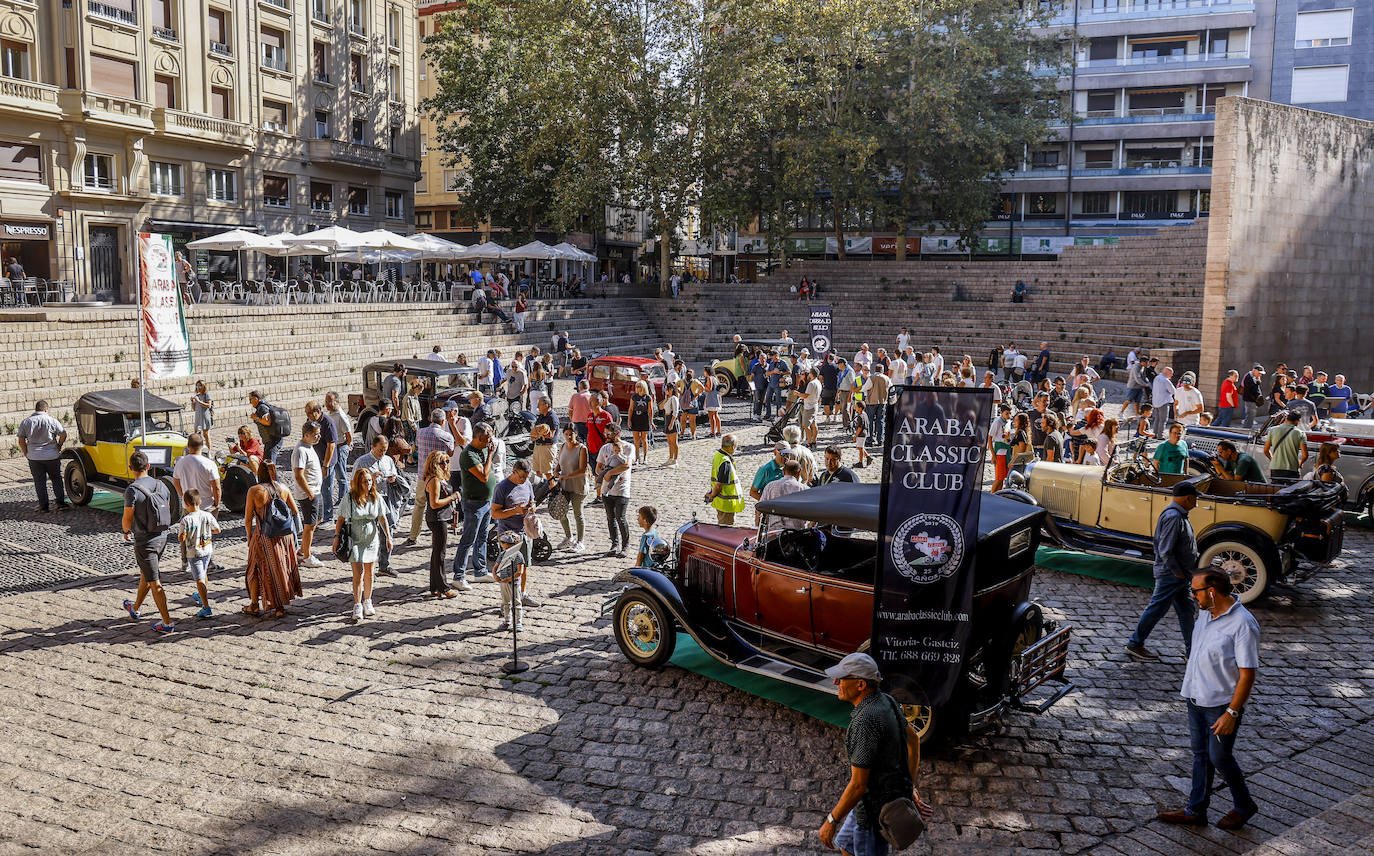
[
  {"x1": 207, "y1": 8, "x2": 230, "y2": 54},
  {"x1": 262, "y1": 99, "x2": 289, "y2": 132},
  {"x1": 349, "y1": 0, "x2": 366, "y2": 33},
  {"x1": 312, "y1": 0, "x2": 328, "y2": 22},
  {"x1": 0, "y1": 142, "x2": 43, "y2": 183},
  {"x1": 1291, "y1": 65, "x2": 1350, "y2": 102},
  {"x1": 385, "y1": 191, "x2": 403, "y2": 219},
  {"x1": 419, "y1": 135, "x2": 427, "y2": 156},
  {"x1": 151, "y1": 0, "x2": 175, "y2": 31},
  {"x1": 1123, "y1": 191, "x2": 1172, "y2": 214},
  {"x1": 448, "y1": 210, "x2": 465, "y2": 229},
  {"x1": 443, "y1": 169, "x2": 461, "y2": 192},
  {"x1": 310, "y1": 181, "x2": 333, "y2": 211},
  {"x1": 351, "y1": 118, "x2": 366, "y2": 144},
  {"x1": 315, "y1": 110, "x2": 330, "y2": 139},
  {"x1": 84, "y1": 154, "x2": 114, "y2": 191},
  {"x1": 89, "y1": 54, "x2": 139, "y2": 100},
  {"x1": 1085, "y1": 90, "x2": 1115, "y2": 115},
  {"x1": 415, "y1": 211, "x2": 431, "y2": 228},
  {"x1": 1198, "y1": 190, "x2": 1211, "y2": 213},
  {"x1": 388, "y1": 64, "x2": 400, "y2": 101},
  {"x1": 260, "y1": 27, "x2": 288, "y2": 71},
  {"x1": 350, "y1": 53, "x2": 365, "y2": 89},
  {"x1": 1, "y1": 40, "x2": 30, "y2": 81},
  {"x1": 264, "y1": 175, "x2": 291, "y2": 208},
  {"x1": 1080, "y1": 192, "x2": 1110, "y2": 214},
  {"x1": 207, "y1": 168, "x2": 237, "y2": 202},
  {"x1": 388, "y1": 125, "x2": 400, "y2": 153},
  {"x1": 1295, "y1": 9, "x2": 1353, "y2": 48},
  {"x1": 1083, "y1": 148, "x2": 1114, "y2": 168},
  {"x1": 209, "y1": 86, "x2": 232, "y2": 120},
  {"x1": 348, "y1": 186, "x2": 369, "y2": 215},
  {"x1": 388, "y1": 8, "x2": 401, "y2": 47},
  {"x1": 1030, "y1": 150, "x2": 1060, "y2": 169},
  {"x1": 154, "y1": 75, "x2": 177, "y2": 109},
  {"x1": 415, "y1": 172, "x2": 426, "y2": 193},
  {"x1": 1027, "y1": 193, "x2": 1058, "y2": 215},
  {"x1": 150, "y1": 161, "x2": 182, "y2": 196},
  {"x1": 313, "y1": 41, "x2": 330, "y2": 83}
]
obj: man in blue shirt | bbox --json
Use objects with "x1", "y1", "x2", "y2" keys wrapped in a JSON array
[
  {"x1": 764, "y1": 352, "x2": 785, "y2": 421},
  {"x1": 749, "y1": 352, "x2": 769, "y2": 422},
  {"x1": 1127, "y1": 481, "x2": 1198, "y2": 661},
  {"x1": 1157, "y1": 566, "x2": 1260, "y2": 831}
]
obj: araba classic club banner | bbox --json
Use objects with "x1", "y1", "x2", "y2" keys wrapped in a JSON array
[
  {"x1": 873, "y1": 387, "x2": 992, "y2": 707},
  {"x1": 139, "y1": 232, "x2": 193, "y2": 378},
  {"x1": 808, "y1": 304, "x2": 833, "y2": 355}
]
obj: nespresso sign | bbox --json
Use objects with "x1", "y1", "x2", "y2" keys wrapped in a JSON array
[{"x1": 2, "y1": 223, "x2": 49, "y2": 239}]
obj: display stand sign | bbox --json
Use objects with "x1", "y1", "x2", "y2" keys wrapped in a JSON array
[
  {"x1": 873, "y1": 387, "x2": 992, "y2": 706},
  {"x1": 138, "y1": 232, "x2": 193, "y2": 379},
  {"x1": 808, "y1": 304, "x2": 833, "y2": 355}
]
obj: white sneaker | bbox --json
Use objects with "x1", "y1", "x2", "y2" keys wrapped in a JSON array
[
  {"x1": 351, "y1": 604, "x2": 363, "y2": 622},
  {"x1": 555, "y1": 537, "x2": 575, "y2": 550},
  {"x1": 302, "y1": 555, "x2": 324, "y2": 568},
  {"x1": 572, "y1": 541, "x2": 586, "y2": 553},
  {"x1": 362, "y1": 599, "x2": 376, "y2": 617},
  {"x1": 453, "y1": 579, "x2": 473, "y2": 592},
  {"x1": 521, "y1": 593, "x2": 541, "y2": 607}
]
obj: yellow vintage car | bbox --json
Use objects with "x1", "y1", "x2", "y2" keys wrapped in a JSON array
[
  {"x1": 1002, "y1": 441, "x2": 1345, "y2": 603},
  {"x1": 60, "y1": 389, "x2": 189, "y2": 508},
  {"x1": 709, "y1": 338, "x2": 795, "y2": 397}
]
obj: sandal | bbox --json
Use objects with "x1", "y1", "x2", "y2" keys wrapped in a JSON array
[{"x1": 241, "y1": 605, "x2": 261, "y2": 617}]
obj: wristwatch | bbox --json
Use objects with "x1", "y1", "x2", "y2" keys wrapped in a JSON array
[
  {"x1": 1226, "y1": 707, "x2": 1240, "y2": 718},
  {"x1": 825, "y1": 812, "x2": 836, "y2": 826}
]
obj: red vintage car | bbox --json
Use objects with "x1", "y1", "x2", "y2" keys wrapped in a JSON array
[
  {"x1": 604, "y1": 483, "x2": 1074, "y2": 743},
  {"x1": 586, "y1": 355, "x2": 668, "y2": 412}
]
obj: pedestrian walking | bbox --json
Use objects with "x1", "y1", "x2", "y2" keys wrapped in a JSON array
[
  {"x1": 191, "y1": 381, "x2": 214, "y2": 434},
  {"x1": 176, "y1": 489, "x2": 220, "y2": 618},
  {"x1": 552, "y1": 425, "x2": 589, "y2": 552},
  {"x1": 1216, "y1": 370, "x2": 1239, "y2": 428},
  {"x1": 629, "y1": 380, "x2": 655, "y2": 465},
  {"x1": 120, "y1": 450, "x2": 176, "y2": 632},
  {"x1": 289, "y1": 421, "x2": 325, "y2": 568},
  {"x1": 452, "y1": 422, "x2": 498, "y2": 588},
  {"x1": 704, "y1": 434, "x2": 745, "y2": 525},
  {"x1": 703, "y1": 372, "x2": 722, "y2": 438},
  {"x1": 1151, "y1": 367, "x2": 1176, "y2": 438},
  {"x1": 351, "y1": 434, "x2": 402, "y2": 579},
  {"x1": 324, "y1": 391, "x2": 353, "y2": 515},
  {"x1": 1156, "y1": 567, "x2": 1260, "y2": 831},
  {"x1": 242, "y1": 460, "x2": 303, "y2": 619},
  {"x1": 1127, "y1": 481, "x2": 1199, "y2": 661},
  {"x1": 336, "y1": 468, "x2": 390, "y2": 622},
  {"x1": 421, "y1": 450, "x2": 459, "y2": 598},
  {"x1": 818, "y1": 652, "x2": 932, "y2": 855},
  {"x1": 1263, "y1": 410, "x2": 1307, "y2": 482},
  {"x1": 248, "y1": 390, "x2": 288, "y2": 469},
  {"x1": 172, "y1": 432, "x2": 221, "y2": 516},
  {"x1": 661, "y1": 382, "x2": 681, "y2": 467},
  {"x1": 513, "y1": 292, "x2": 528, "y2": 333},
  {"x1": 18, "y1": 400, "x2": 68, "y2": 513},
  {"x1": 595, "y1": 423, "x2": 635, "y2": 557}
]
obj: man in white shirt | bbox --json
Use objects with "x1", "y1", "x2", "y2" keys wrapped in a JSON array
[
  {"x1": 669, "y1": 272, "x2": 681, "y2": 298},
  {"x1": 779, "y1": 329, "x2": 795, "y2": 346},
  {"x1": 931, "y1": 346, "x2": 945, "y2": 378},
  {"x1": 662, "y1": 344, "x2": 677, "y2": 365},
  {"x1": 896, "y1": 328, "x2": 911, "y2": 354},
  {"x1": 1174, "y1": 372, "x2": 1205, "y2": 426},
  {"x1": 425, "y1": 345, "x2": 448, "y2": 362},
  {"x1": 888, "y1": 353, "x2": 908, "y2": 388},
  {"x1": 291, "y1": 422, "x2": 325, "y2": 568},
  {"x1": 1002, "y1": 344, "x2": 1021, "y2": 381},
  {"x1": 172, "y1": 433, "x2": 221, "y2": 513},
  {"x1": 476, "y1": 349, "x2": 495, "y2": 394},
  {"x1": 853, "y1": 344, "x2": 873, "y2": 371},
  {"x1": 1127, "y1": 348, "x2": 1140, "y2": 377},
  {"x1": 800, "y1": 370, "x2": 823, "y2": 445},
  {"x1": 760, "y1": 459, "x2": 809, "y2": 529}
]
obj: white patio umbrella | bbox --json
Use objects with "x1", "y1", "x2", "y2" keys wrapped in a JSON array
[
  {"x1": 552, "y1": 241, "x2": 595, "y2": 261},
  {"x1": 504, "y1": 240, "x2": 562, "y2": 260},
  {"x1": 456, "y1": 241, "x2": 512, "y2": 260},
  {"x1": 404, "y1": 233, "x2": 467, "y2": 284},
  {"x1": 279, "y1": 225, "x2": 367, "y2": 250},
  {"x1": 185, "y1": 229, "x2": 273, "y2": 281},
  {"x1": 357, "y1": 229, "x2": 425, "y2": 252}
]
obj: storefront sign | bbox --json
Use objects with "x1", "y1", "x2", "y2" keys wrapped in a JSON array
[
  {"x1": 873, "y1": 387, "x2": 992, "y2": 707},
  {"x1": 808, "y1": 304, "x2": 833, "y2": 355},
  {"x1": 872, "y1": 237, "x2": 922, "y2": 255},
  {"x1": 138, "y1": 233, "x2": 193, "y2": 378},
  {"x1": 920, "y1": 236, "x2": 965, "y2": 254},
  {"x1": 2, "y1": 222, "x2": 50, "y2": 239}
]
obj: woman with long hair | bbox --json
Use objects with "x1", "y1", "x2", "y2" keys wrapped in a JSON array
[
  {"x1": 191, "y1": 380, "x2": 214, "y2": 434},
  {"x1": 552, "y1": 424, "x2": 589, "y2": 551},
  {"x1": 1309, "y1": 442, "x2": 1343, "y2": 484},
  {"x1": 702, "y1": 371, "x2": 722, "y2": 437},
  {"x1": 335, "y1": 467, "x2": 391, "y2": 622},
  {"x1": 242, "y1": 460, "x2": 302, "y2": 618},
  {"x1": 1097, "y1": 417, "x2": 1119, "y2": 464},
  {"x1": 660, "y1": 380, "x2": 681, "y2": 468},
  {"x1": 422, "y1": 451, "x2": 459, "y2": 598},
  {"x1": 1009, "y1": 412, "x2": 1035, "y2": 473},
  {"x1": 680, "y1": 370, "x2": 700, "y2": 441},
  {"x1": 528, "y1": 361, "x2": 548, "y2": 410},
  {"x1": 628, "y1": 380, "x2": 654, "y2": 464}
]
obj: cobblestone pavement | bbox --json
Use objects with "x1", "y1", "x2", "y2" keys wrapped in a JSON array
[{"x1": 1, "y1": 391, "x2": 1372, "y2": 855}]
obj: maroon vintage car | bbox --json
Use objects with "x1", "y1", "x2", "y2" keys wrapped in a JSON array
[
  {"x1": 605, "y1": 483, "x2": 1074, "y2": 742},
  {"x1": 586, "y1": 356, "x2": 668, "y2": 413}
]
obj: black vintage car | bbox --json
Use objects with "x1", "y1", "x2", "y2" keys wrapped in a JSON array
[{"x1": 604, "y1": 484, "x2": 1074, "y2": 743}]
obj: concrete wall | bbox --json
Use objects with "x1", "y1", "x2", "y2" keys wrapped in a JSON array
[{"x1": 1200, "y1": 96, "x2": 1374, "y2": 397}]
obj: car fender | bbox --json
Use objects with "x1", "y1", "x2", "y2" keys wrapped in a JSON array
[
  {"x1": 1196, "y1": 523, "x2": 1281, "y2": 566},
  {"x1": 995, "y1": 488, "x2": 1037, "y2": 506},
  {"x1": 612, "y1": 568, "x2": 748, "y2": 664},
  {"x1": 60, "y1": 447, "x2": 94, "y2": 476},
  {"x1": 615, "y1": 568, "x2": 689, "y2": 624}
]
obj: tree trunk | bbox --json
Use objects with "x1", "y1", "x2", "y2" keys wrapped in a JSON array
[
  {"x1": 833, "y1": 198, "x2": 846, "y2": 260},
  {"x1": 896, "y1": 223, "x2": 908, "y2": 261},
  {"x1": 659, "y1": 226, "x2": 670, "y2": 296}
]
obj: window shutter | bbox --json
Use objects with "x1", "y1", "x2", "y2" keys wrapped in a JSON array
[
  {"x1": 1291, "y1": 65, "x2": 1349, "y2": 102},
  {"x1": 89, "y1": 54, "x2": 138, "y2": 99},
  {"x1": 1295, "y1": 9, "x2": 1353, "y2": 44}
]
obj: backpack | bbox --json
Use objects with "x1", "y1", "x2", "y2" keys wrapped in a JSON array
[
  {"x1": 261, "y1": 485, "x2": 296, "y2": 539},
  {"x1": 266, "y1": 404, "x2": 292, "y2": 439},
  {"x1": 130, "y1": 478, "x2": 172, "y2": 535}
]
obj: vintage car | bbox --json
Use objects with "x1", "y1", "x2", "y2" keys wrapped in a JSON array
[
  {"x1": 709, "y1": 339, "x2": 796, "y2": 397},
  {"x1": 605, "y1": 483, "x2": 1074, "y2": 743},
  {"x1": 61, "y1": 389, "x2": 187, "y2": 510},
  {"x1": 348, "y1": 359, "x2": 481, "y2": 436},
  {"x1": 1003, "y1": 440, "x2": 1346, "y2": 603},
  {"x1": 586, "y1": 356, "x2": 666, "y2": 414},
  {"x1": 1184, "y1": 414, "x2": 1374, "y2": 517}
]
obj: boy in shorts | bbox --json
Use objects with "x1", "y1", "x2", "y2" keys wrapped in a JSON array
[
  {"x1": 177, "y1": 489, "x2": 221, "y2": 618},
  {"x1": 851, "y1": 399, "x2": 872, "y2": 468},
  {"x1": 493, "y1": 531, "x2": 528, "y2": 632}
]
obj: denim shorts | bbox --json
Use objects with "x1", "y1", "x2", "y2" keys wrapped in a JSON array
[
  {"x1": 835, "y1": 813, "x2": 888, "y2": 856},
  {"x1": 187, "y1": 555, "x2": 210, "y2": 582}
]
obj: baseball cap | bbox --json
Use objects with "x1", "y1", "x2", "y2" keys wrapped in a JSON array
[
  {"x1": 1252, "y1": 364, "x2": 1266, "y2": 372},
  {"x1": 1182, "y1": 372, "x2": 1196, "y2": 383},
  {"x1": 824, "y1": 652, "x2": 882, "y2": 682},
  {"x1": 1171, "y1": 481, "x2": 1198, "y2": 497}
]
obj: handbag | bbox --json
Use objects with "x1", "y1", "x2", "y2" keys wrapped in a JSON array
[
  {"x1": 548, "y1": 490, "x2": 571, "y2": 521},
  {"x1": 333, "y1": 517, "x2": 354, "y2": 563},
  {"x1": 877, "y1": 696, "x2": 926, "y2": 850}
]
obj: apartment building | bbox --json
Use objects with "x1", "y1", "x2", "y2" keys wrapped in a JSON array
[{"x1": 0, "y1": 0, "x2": 420, "y2": 302}]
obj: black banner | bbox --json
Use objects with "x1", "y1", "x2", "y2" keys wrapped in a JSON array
[
  {"x1": 808, "y1": 304, "x2": 832, "y2": 355},
  {"x1": 873, "y1": 387, "x2": 993, "y2": 707}
]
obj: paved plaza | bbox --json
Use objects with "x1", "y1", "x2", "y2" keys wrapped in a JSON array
[{"x1": 1, "y1": 393, "x2": 1373, "y2": 855}]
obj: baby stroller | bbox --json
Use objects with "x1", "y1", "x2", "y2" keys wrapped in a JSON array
[
  {"x1": 764, "y1": 398, "x2": 802, "y2": 444},
  {"x1": 486, "y1": 475, "x2": 554, "y2": 564}
]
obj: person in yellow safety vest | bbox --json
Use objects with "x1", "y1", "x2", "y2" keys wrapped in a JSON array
[{"x1": 703, "y1": 434, "x2": 746, "y2": 525}]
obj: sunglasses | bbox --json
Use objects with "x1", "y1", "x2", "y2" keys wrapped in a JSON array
[{"x1": 1190, "y1": 586, "x2": 1211, "y2": 594}]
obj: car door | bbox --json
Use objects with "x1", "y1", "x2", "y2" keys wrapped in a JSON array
[
  {"x1": 612, "y1": 366, "x2": 639, "y2": 410},
  {"x1": 589, "y1": 362, "x2": 612, "y2": 402},
  {"x1": 748, "y1": 551, "x2": 815, "y2": 646},
  {"x1": 1097, "y1": 476, "x2": 1156, "y2": 537}
]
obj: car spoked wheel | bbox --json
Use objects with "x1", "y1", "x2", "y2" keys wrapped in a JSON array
[
  {"x1": 901, "y1": 704, "x2": 937, "y2": 745},
  {"x1": 612, "y1": 591, "x2": 676, "y2": 668},
  {"x1": 63, "y1": 460, "x2": 93, "y2": 506},
  {"x1": 1199, "y1": 540, "x2": 1270, "y2": 604}
]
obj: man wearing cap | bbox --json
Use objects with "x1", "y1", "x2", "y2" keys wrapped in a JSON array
[
  {"x1": 1127, "y1": 481, "x2": 1199, "y2": 661},
  {"x1": 1239, "y1": 365, "x2": 1265, "y2": 429},
  {"x1": 1174, "y1": 372, "x2": 1204, "y2": 426},
  {"x1": 818, "y1": 652, "x2": 932, "y2": 855}
]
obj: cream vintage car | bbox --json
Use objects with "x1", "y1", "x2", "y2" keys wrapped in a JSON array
[{"x1": 1001, "y1": 440, "x2": 1345, "y2": 603}]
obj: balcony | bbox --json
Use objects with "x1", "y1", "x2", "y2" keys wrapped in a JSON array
[
  {"x1": 1050, "y1": 0, "x2": 1254, "y2": 25},
  {"x1": 261, "y1": 48, "x2": 289, "y2": 72},
  {"x1": 152, "y1": 25, "x2": 178, "y2": 42},
  {"x1": 308, "y1": 137, "x2": 387, "y2": 169},
  {"x1": 60, "y1": 90, "x2": 154, "y2": 130},
  {"x1": 313, "y1": 71, "x2": 333, "y2": 85},
  {"x1": 152, "y1": 107, "x2": 255, "y2": 149},
  {"x1": 348, "y1": 20, "x2": 366, "y2": 37},
  {"x1": 262, "y1": 0, "x2": 290, "y2": 9},
  {"x1": 88, "y1": 1, "x2": 137, "y2": 26},
  {"x1": 0, "y1": 78, "x2": 62, "y2": 118},
  {"x1": 210, "y1": 41, "x2": 233, "y2": 58},
  {"x1": 1056, "y1": 106, "x2": 1216, "y2": 125},
  {"x1": 1077, "y1": 50, "x2": 1250, "y2": 72}
]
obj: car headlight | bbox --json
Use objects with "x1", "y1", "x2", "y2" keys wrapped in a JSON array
[{"x1": 1007, "y1": 470, "x2": 1028, "y2": 489}]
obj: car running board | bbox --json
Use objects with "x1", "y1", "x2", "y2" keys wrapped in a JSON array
[{"x1": 734, "y1": 654, "x2": 837, "y2": 696}]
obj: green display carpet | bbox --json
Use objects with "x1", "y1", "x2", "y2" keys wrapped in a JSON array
[
  {"x1": 89, "y1": 490, "x2": 124, "y2": 513},
  {"x1": 1034, "y1": 546, "x2": 1154, "y2": 589},
  {"x1": 670, "y1": 635, "x2": 852, "y2": 728}
]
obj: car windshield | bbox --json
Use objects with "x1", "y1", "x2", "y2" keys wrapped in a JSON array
[
  {"x1": 124, "y1": 412, "x2": 177, "y2": 438},
  {"x1": 643, "y1": 364, "x2": 666, "y2": 380},
  {"x1": 445, "y1": 373, "x2": 476, "y2": 390}
]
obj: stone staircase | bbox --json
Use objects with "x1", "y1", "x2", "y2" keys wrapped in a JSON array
[
  {"x1": 634, "y1": 223, "x2": 1208, "y2": 376},
  {"x1": 0, "y1": 298, "x2": 656, "y2": 443}
]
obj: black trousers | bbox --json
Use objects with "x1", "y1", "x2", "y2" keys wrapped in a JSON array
[{"x1": 427, "y1": 516, "x2": 449, "y2": 593}]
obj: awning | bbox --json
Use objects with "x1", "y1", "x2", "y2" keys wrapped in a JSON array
[{"x1": 143, "y1": 220, "x2": 261, "y2": 234}]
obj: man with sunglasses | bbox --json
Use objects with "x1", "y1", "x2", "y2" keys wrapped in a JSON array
[
  {"x1": 1157, "y1": 566, "x2": 1260, "y2": 831},
  {"x1": 818, "y1": 653, "x2": 932, "y2": 855}
]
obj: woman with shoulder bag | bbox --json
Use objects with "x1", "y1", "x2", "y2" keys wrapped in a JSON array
[
  {"x1": 661, "y1": 381, "x2": 681, "y2": 468},
  {"x1": 422, "y1": 451, "x2": 459, "y2": 598},
  {"x1": 335, "y1": 468, "x2": 391, "y2": 622},
  {"x1": 242, "y1": 460, "x2": 302, "y2": 619},
  {"x1": 552, "y1": 425, "x2": 588, "y2": 552}
]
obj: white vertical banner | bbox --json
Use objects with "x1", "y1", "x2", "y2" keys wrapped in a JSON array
[{"x1": 139, "y1": 232, "x2": 193, "y2": 378}]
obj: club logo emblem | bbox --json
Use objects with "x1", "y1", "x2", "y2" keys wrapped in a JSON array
[
  {"x1": 890, "y1": 513, "x2": 965, "y2": 584},
  {"x1": 811, "y1": 334, "x2": 830, "y2": 354}
]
